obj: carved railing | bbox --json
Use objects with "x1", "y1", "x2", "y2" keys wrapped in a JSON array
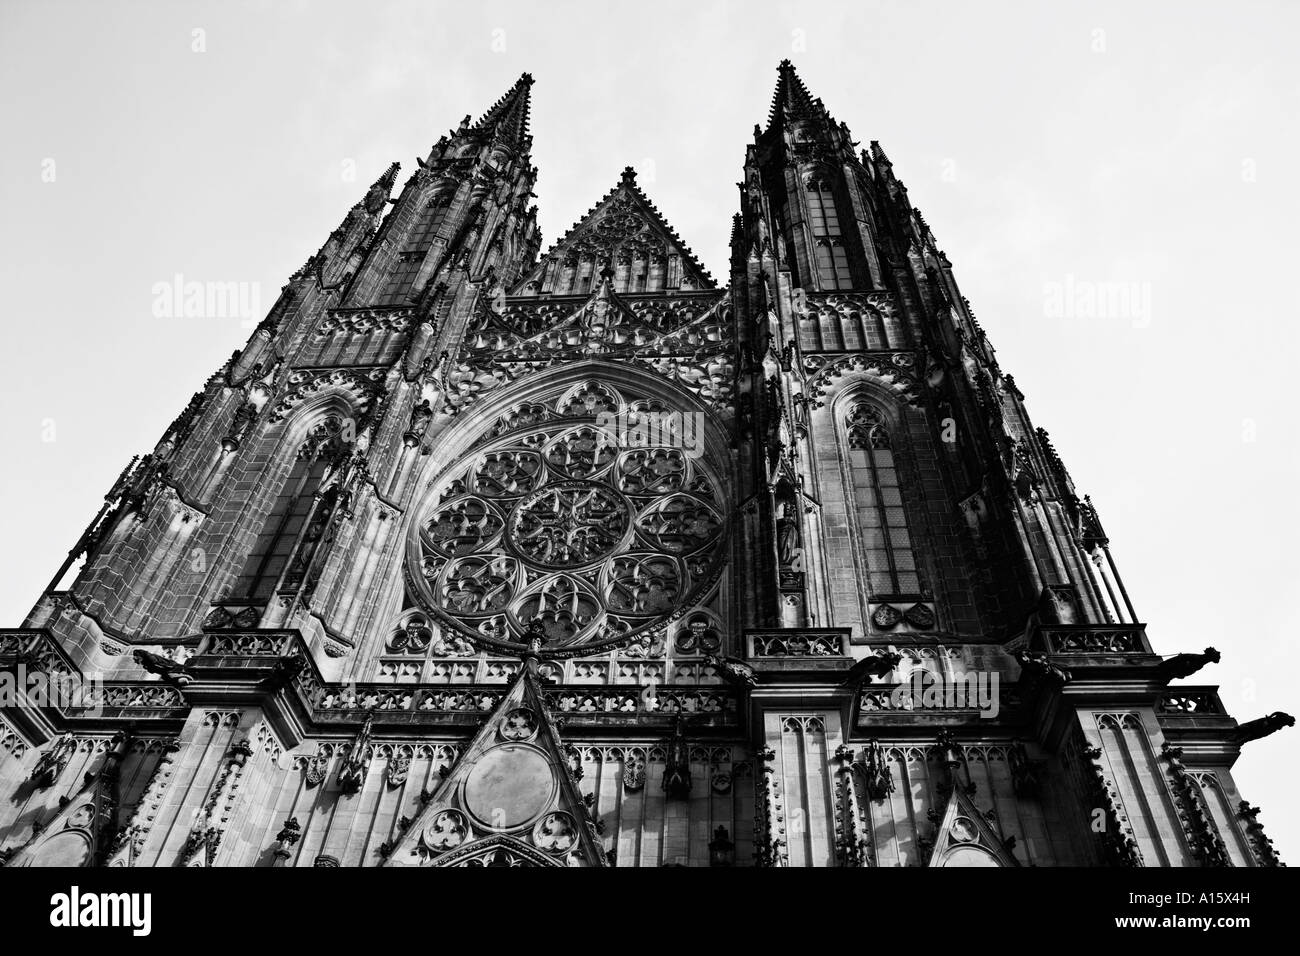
[
  {"x1": 1157, "y1": 688, "x2": 1225, "y2": 716},
  {"x1": 375, "y1": 655, "x2": 728, "y2": 687},
  {"x1": 858, "y1": 683, "x2": 1020, "y2": 717},
  {"x1": 196, "y1": 630, "x2": 301, "y2": 658},
  {"x1": 73, "y1": 683, "x2": 188, "y2": 712},
  {"x1": 1035, "y1": 624, "x2": 1152, "y2": 655},
  {"x1": 0, "y1": 629, "x2": 83, "y2": 692},
  {"x1": 746, "y1": 629, "x2": 851, "y2": 659},
  {"x1": 299, "y1": 681, "x2": 732, "y2": 719}
]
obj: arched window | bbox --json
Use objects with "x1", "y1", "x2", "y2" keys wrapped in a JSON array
[
  {"x1": 232, "y1": 417, "x2": 346, "y2": 601},
  {"x1": 845, "y1": 403, "x2": 920, "y2": 595},
  {"x1": 806, "y1": 179, "x2": 852, "y2": 290}
]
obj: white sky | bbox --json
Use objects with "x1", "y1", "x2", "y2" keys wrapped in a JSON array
[{"x1": 1, "y1": 0, "x2": 1297, "y2": 860}]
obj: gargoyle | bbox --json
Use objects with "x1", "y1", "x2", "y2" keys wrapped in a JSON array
[
  {"x1": 1013, "y1": 649, "x2": 1071, "y2": 688},
  {"x1": 842, "y1": 650, "x2": 904, "y2": 686},
  {"x1": 262, "y1": 654, "x2": 307, "y2": 691},
  {"x1": 703, "y1": 653, "x2": 756, "y2": 688},
  {"x1": 1234, "y1": 712, "x2": 1295, "y2": 745},
  {"x1": 132, "y1": 649, "x2": 193, "y2": 687},
  {"x1": 1156, "y1": 647, "x2": 1220, "y2": 681}
]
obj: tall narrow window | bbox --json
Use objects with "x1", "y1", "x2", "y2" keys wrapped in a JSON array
[
  {"x1": 232, "y1": 418, "x2": 344, "y2": 601},
  {"x1": 806, "y1": 179, "x2": 853, "y2": 290},
  {"x1": 845, "y1": 403, "x2": 920, "y2": 595}
]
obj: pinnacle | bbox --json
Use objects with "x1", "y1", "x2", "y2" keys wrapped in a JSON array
[
  {"x1": 765, "y1": 59, "x2": 833, "y2": 132},
  {"x1": 470, "y1": 72, "x2": 535, "y2": 150}
]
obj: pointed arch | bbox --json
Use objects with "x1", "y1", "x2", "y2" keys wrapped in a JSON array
[
  {"x1": 401, "y1": 359, "x2": 733, "y2": 655},
  {"x1": 839, "y1": 398, "x2": 921, "y2": 597},
  {"x1": 229, "y1": 398, "x2": 359, "y2": 604}
]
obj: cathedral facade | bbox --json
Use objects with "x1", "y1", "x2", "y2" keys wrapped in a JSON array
[{"x1": 0, "y1": 63, "x2": 1287, "y2": 868}]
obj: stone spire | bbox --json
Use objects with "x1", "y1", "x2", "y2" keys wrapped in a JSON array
[
  {"x1": 766, "y1": 59, "x2": 834, "y2": 131},
  {"x1": 471, "y1": 71, "x2": 535, "y2": 152}
]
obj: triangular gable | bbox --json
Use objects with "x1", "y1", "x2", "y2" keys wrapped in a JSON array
[
  {"x1": 384, "y1": 661, "x2": 608, "y2": 867},
  {"x1": 927, "y1": 785, "x2": 1021, "y2": 868},
  {"x1": 513, "y1": 167, "x2": 716, "y2": 294},
  {"x1": 5, "y1": 732, "x2": 128, "y2": 868}
]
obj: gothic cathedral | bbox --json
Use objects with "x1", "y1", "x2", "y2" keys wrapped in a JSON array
[{"x1": 0, "y1": 63, "x2": 1287, "y2": 868}]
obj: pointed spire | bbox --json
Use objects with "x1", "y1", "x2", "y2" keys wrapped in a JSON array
[
  {"x1": 766, "y1": 59, "x2": 832, "y2": 130},
  {"x1": 472, "y1": 72, "x2": 534, "y2": 151},
  {"x1": 361, "y1": 161, "x2": 400, "y2": 216}
]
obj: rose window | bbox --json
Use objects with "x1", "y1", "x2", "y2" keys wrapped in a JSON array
[{"x1": 410, "y1": 385, "x2": 725, "y2": 651}]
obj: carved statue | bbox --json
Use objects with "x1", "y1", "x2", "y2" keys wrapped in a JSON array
[
  {"x1": 386, "y1": 753, "x2": 411, "y2": 789},
  {"x1": 935, "y1": 728, "x2": 964, "y2": 770},
  {"x1": 337, "y1": 715, "x2": 374, "y2": 794},
  {"x1": 661, "y1": 718, "x2": 692, "y2": 799},
  {"x1": 1009, "y1": 740, "x2": 1042, "y2": 798},
  {"x1": 272, "y1": 817, "x2": 302, "y2": 864},
  {"x1": 404, "y1": 399, "x2": 434, "y2": 447},
  {"x1": 776, "y1": 499, "x2": 800, "y2": 567},
  {"x1": 222, "y1": 402, "x2": 258, "y2": 451},
  {"x1": 30, "y1": 733, "x2": 76, "y2": 789},
  {"x1": 862, "y1": 739, "x2": 894, "y2": 800},
  {"x1": 1157, "y1": 647, "x2": 1221, "y2": 681}
]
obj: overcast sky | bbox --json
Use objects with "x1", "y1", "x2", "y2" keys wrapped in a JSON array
[{"x1": 1, "y1": 0, "x2": 1297, "y2": 859}]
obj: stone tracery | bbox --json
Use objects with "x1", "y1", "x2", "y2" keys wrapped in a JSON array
[{"x1": 410, "y1": 380, "x2": 726, "y2": 651}]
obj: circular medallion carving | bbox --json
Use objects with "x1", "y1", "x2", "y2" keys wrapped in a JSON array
[
  {"x1": 423, "y1": 808, "x2": 470, "y2": 851},
  {"x1": 500, "y1": 707, "x2": 538, "y2": 741},
  {"x1": 507, "y1": 481, "x2": 631, "y2": 568},
  {"x1": 950, "y1": 816, "x2": 978, "y2": 843},
  {"x1": 408, "y1": 384, "x2": 727, "y2": 652},
  {"x1": 463, "y1": 744, "x2": 557, "y2": 830},
  {"x1": 533, "y1": 810, "x2": 579, "y2": 854}
]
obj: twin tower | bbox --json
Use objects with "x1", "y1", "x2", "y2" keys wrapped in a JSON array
[{"x1": 0, "y1": 64, "x2": 1286, "y2": 868}]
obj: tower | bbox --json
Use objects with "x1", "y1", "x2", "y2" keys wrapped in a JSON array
[{"x1": 0, "y1": 64, "x2": 1287, "y2": 868}]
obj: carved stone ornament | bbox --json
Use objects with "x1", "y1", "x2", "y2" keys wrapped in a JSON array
[
  {"x1": 303, "y1": 752, "x2": 329, "y2": 788},
  {"x1": 533, "y1": 810, "x2": 579, "y2": 855},
  {"x1": 422, "y1": 808, "x2": 470, "y2": 853},
  {"x1": 872, "y1": 604, "x2": 902, "y2": 629},
  {"x1": 386, "y1": 753, "x2": 411, "y2": 789},
  {"x1": 409, "y1": 381, "x2": 727, "y2": 653},
  {"x1": 903, "y1": 603, "x2": 935, "y2": 629},
  {"x1": 623, "y1": 758, "x2": 647, "y2": 792}
]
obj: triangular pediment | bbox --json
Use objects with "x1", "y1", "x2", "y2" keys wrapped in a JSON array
[
  {"x1": 384, "y1": 661, "x2": 608, "y2": 867},
  {"x1": 6, "y1": 732, "x2": 131, "y2": 868},
  {"x1": 512, "y1": 167, "x2": 716, "y2": 295},
  {"x1": 927, "y1": 785, "x2": 1021, "y2": 868}
]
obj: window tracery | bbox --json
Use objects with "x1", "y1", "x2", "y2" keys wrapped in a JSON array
[
  {"x1": 232, "y1": 415, "x2": 347, "y2": 600},
  {"x1": 844, "y1": 402, "x2": 921, "y2": 596},
  {"x1": 410, "y1": 381, "x2": 726, "y2": 651}
]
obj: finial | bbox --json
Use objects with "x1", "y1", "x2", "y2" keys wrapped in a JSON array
[
  {"x1": 522, "y1": 617, "x2": 547, "y2": 667},
  {"x1": 620, "y1": 166, "x2": 637, "y2": 184}
]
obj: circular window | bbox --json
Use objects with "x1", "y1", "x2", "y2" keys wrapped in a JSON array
[{"x1": 409, "y1": 385, "x2": 726, "y2": 651}]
